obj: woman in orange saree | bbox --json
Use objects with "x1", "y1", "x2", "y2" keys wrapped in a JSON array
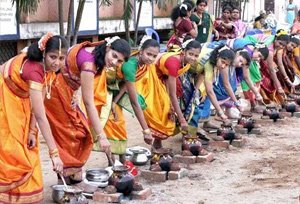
[
  {"x1": 0, "y1": 34, "x2": 66, "y2": 203},
  {"x1": 154, "y1": 39, "x2": 201, "y2": 149}
]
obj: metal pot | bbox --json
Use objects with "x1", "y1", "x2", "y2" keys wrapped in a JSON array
[
  {"x1": 85, "y1": 168, "x2": 110, "y2": 183},
  {"x1": 130, "y1": 149, "x2": 148, "y2": 165},
  {"x1": 62, "y1": 186, "x2": 88, "y2": 204},
  {"x1": 52, "y1": 185, "x2": 65, "y2": 204},
  {"x1": 238, "y1": 113, "x2": 255, "y2": 133}
]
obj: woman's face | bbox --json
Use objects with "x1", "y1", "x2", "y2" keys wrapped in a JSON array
[
  {"x1": 139, "y1": 46, "x2": 159, "y2": 65},
  {"x1": 231, "y1": 9, "x2": 240, "y2": 20},
  {"x1": 44, "y1": 49, "x2": 67, "y2": 72},
  {"x1": 233, "y1": 54, "x2": 247, "y2": 67},
  {"x1": 222, "y1": 10, "x2": 231, "y2": 19},
  {"x1": 183, "y1": 48, "x2": 201, "y2": 65},
  {"x1": 196, "y1": 2, "x2": 207, "y2": 13},
  {"x1": 105, "y1": 47, "x2": 126, "y2": 68},
  {"x1": 216, "y1": 57, "x2": 231, "y2": 70},
  {"x1": 252, "y1": 49, "x2": 264, "y2": 61},
  {"x1": 274, "y1": 40, "x2": 287, "y2": 49},
  {"x1": 286, "y1": 41, "x2": 298, "y2": 52}
]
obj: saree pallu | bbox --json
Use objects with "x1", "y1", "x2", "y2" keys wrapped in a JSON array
[
  {"x1": 283, "y1": 47, "x2": 300, "y2": 83},
  {"x1": 93, "y1": 70, "x2": 127, "y2": 155},
  {"x1": 44, "y1": 73, "x2": 93, "y2": 178},
  {"x1": 135, "y1": 64, "x2": 177, "y2": 140},
  {"x1": 259, "y1": 60, "x2": 285, "y2": 104},
  {"x1": 0, "y1": 55, "x2": 43, "y2": 203}
]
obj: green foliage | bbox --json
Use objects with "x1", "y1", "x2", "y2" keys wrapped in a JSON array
[{"x1": 11, "y1": 0, "x2": 41, "y2": 14}]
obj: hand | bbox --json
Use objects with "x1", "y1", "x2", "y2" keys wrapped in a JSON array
[
  {"x1": 111, "y1": 102, "x2": 118, "y2": 122},
  {"x1": 290, "y1": 85, "x2": 296, "y2": 94},
  {"x1": 255, "y1": 92, "x2": 263, "y2": 102},
  {"x1": 51, "y1": 156, "x2": 64, "y2": 174},
  {"x1": 143, "y1": 133, "x2": 153, "y2": 145},
  {"x1": 192, "y1": 21, "x2": 197, "y2": 29},
  {"x1": 278, "y1": 88, "x2": 286, "y2": 99},
  {"x1": 27, "y1": 132, "x2": 37, "y2": 149},
  {"x1": 181, "y1": 123, "x2": 189, "y2": 136},
  {"x1": 214, "y1": 31, "x2": 220, "y2": 40},
  {"x1": 98, "y1": 137, "x2": 111, "y2": 153}
]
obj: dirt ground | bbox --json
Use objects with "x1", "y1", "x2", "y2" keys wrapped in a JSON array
[{"x1": 41, "y1": 111, "x2": 300, "y2": 204}]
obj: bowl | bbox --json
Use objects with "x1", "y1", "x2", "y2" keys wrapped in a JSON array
[
  {"x1": 85, "y1": 168, "x2": 110, "y2": 182},
  {"x1": 51, "y1": 185, "x2": 65, "y2": 203}
]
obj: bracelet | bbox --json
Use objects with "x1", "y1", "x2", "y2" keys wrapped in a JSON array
[
  {"x1": 181, "y1": 129, "x2": 188, "y2": 135},
  {"x1": 233, "y1": 101, "x2": 240, "y2": 107},
  {"x1": 29, "y1": 127, "x2": 38, "y2": 134},
  {"x1": 49, "y1": 148, "x2": 59, "y2": 159},
  {"x1": 284, "y1": 76, "x2": 289, "y2": 81},
  {"x1": 217, "y1": 110, "x2": 225, "y2": 117},
  {"x1": 142, "y1": 128, "x2": 151, "y2": 135}
]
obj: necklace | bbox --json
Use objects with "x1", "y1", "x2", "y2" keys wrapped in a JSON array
[{"x1": 44, "y1": 66, "x2": 53, "y2": 99}]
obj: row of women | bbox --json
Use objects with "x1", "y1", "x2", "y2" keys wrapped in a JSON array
[{"x1": 1, "y1": 21, "x2": 300, "y2": 204}]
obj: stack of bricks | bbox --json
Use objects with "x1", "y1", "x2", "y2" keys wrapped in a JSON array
[
  {"x1": 93, "y1": 183, "x2": 152, "y2": 203},
  {"x1": 141, "y1": 167, "x2": 189, "y2": 182}
]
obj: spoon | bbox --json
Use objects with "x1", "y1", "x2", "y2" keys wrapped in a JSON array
[{"x1": 60, "y1": 174, "x2": 69, "y2": 190}]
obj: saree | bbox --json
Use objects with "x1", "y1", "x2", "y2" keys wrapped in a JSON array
[
  {"x1": 44, "y1": 41, "x2": 98, "y2": 179},
  {"x1": 0, "y1": 54, "x2": 43, "y2": 203},
  {"x1": 135, "y1": 60, "x2": 177, "y2": 140}
]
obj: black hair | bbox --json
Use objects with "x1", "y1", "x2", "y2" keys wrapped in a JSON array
[
  {"x1": 290, "y1": 34, "x2": 300, "y2": 45},
  {"x1": 171, "y1": 3, "x2": 193, "y2": 21},
  {"x1": 209, "y1": 45, "x2": 235, "y2": 66},
  {"x1": 196, "y1": 0, "x2": 208, "y2": 6},
  {"x1": 235, "y1": 49, "x2": 251, "y2": 66},
  {"x1": 27, "y1": 35, "x2": 69, "y2": 62},
  {"x1": 222, "y1": 6, "x2": 232, "y2": 13},
  {"x1": 94, "y1": 39, "x2": 131, "y2": 74},
  {"x1": 141, "y1": 39, "x2": 160, "y2": 50},
  {"x1": 256, "y1": 46, "x2": 269, "y2": 60},
  {"x1": 275, "y1": 29, "x2": 290, "y2": 42},
  {"x1": 232, "y1": 6, "x2": 240, "y2": 11}
]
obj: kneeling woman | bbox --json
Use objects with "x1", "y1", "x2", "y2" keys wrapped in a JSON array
[
  {"x1": 155, "y1": 39, "x2": 201, "y2": 149},
  {"x1": 0, "y1": 34, "x2": 66, "y2": 203}
]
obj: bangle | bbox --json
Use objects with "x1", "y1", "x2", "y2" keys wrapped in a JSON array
[
  {"x1": 96, "y1": 133, "x2": 106, "y2": 140},
  {"x1": 217, "y1": 110, "x2": 225, "y2": 117},
  {"x1": 284, "y1": 76, "x2": 289, "y2": 81},
  {"x1": 142, "y1": 129, "x2": 151, "y2": 135},
  {"x1": 233, "y1": 101, "x2": 240, "y2": 107},
  {"x1": 49, "y1": 148, "x2": 59, "y2": 159},
  {"x1": 29, "y1": 127, "x2": 38, "y2": 134}
]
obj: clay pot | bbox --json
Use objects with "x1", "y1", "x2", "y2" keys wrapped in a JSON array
[
  {"x1": 263, "y1": 106, "x2": 280, "y2": 122},
  {"x1": 109, "y1": 165, "x2": 134, "y2": 195},
  {"x1": 283, "y1": 99, "x2": 297, "y2": 113},
  {"x1": 182, "y1": 135, "x2": 202, "y2": 156},
  {"x1": 150, "y1": 148, "x2": 173, "y2": 172},
  {"x1": 61, "y1": 186, "x2": 88, "y2": 204},
  {"x1": 217, "y1": 122, "x2": 235, "y2": 141},
  {"x1": 237, "y1": 113, "x2": 255, "y2": 133},
  {"x1": 296, "y1": 97, "x2": 300, "y2": 106}
]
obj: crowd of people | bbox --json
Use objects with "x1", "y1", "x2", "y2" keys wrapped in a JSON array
[{"x1": 0, "y1": 0, "x2": 300, "y2": 203}]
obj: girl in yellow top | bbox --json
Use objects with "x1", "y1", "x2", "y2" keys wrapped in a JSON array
[
  {"x1": 0, "y1": 33, "x2": 67, "y2": 203},
  {"x1": 155, "y1": 39, "x2": 201, "y2": 149}
]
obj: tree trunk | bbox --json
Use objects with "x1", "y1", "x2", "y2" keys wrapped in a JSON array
[
  {"x1": 134, "y1": 0, "x2": 143, "y2": 47},
  {"x1": 242, "y1": 0, "x2": 246, "y2": 21},
  {"x1": 72, "y1": 0, "x2": 86, "y2": 45},
  {"x1": 124, "y1": 0, "x2": 130, "y2": 42},
  {"x1": 58, "y1": 0, "x2": 64, "y2": 36},
  {"x1": 66, "y1": 0, "x2": 74, "y2": 44}
]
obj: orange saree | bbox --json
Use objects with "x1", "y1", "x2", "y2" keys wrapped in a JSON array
[
  {"x1": 135, "y1": 62, "x2": 177, "y2": 140},
  {"x1": 0, "y1": 54, "x2": 43, "y2": 203},
  {"x1": 44, "y1": 41, "x2": 100, "y2": 179}
]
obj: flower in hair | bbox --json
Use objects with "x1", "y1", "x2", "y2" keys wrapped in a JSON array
[
  {"x1": 182, "y1": 39, "x2": 194, "y2": 49},
  {"x1": 255, "y1": 43, "x2": 266, "y2": 49},
  {"x1": 179, "y1": 3, "x2": 188, "y2": 11},
  {"x1": 38, "y1": 32, "x2": 54, "y2": 51},
  {"x1": 218, "y1": 45, "x2": 230, "y2": 53},
  {"x1": 291, "y1": 35, "x2": 300, "y2": 40},
  {"x1": 105, "y1": 36, "x2": 120, "y2": 46},
  {"x1": 139, "y1": 35, "x2": 152, "y2": 50},
  {"x1": 276, "y1": 29, "x2": 288, "y2": 37}
]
